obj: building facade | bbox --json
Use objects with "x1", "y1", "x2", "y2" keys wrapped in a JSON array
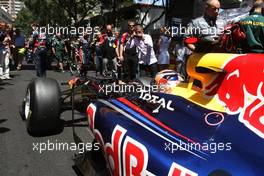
[
  {"x1": 0, "y1": 6, "x2": 12, "y2": 24},
  {"x1": 0, "y1": 0, "x2": 24, "y2": 20}
]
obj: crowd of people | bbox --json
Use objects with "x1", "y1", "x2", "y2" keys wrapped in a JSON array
[
  {"x1": 0, "y1": 28, "x2": 26, "y2": 80},
  {"x1": 0, "y1": 0, "x2": 263, "y2": 83}
]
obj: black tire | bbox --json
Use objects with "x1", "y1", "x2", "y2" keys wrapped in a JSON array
[
  {"x1": 24, "y1": 78, "x2": 63, "y2": 136},
  {"x1": 19, "y1": 100, "x2": 26, "y2": 121}
]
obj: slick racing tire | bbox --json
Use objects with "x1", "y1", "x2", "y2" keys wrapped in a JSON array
[{"x1": 24, "y1": 78, "x2": 62, "y2": 136}]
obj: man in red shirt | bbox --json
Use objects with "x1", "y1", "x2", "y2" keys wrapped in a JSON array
[{"x1": 119, "y1": 20, "x2": 138, "y2": 82}]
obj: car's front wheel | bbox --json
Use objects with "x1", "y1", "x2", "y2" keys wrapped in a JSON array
[{"x1": 24, "y1": 78, "x2": 63, "y2": 136}]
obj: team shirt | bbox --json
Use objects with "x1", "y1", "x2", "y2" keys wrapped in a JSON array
[{"x1": 241, "y1": 12, "x2": 264, "y2": 53}]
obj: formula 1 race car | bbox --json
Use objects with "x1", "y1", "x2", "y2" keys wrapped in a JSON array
[{"x1": 20, "y1": 52, "x2": 264, "y2": 175}]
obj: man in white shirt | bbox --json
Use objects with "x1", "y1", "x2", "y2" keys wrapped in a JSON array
[{"x1": 130, "y1": 25, "x2": 158, "y2": 78}]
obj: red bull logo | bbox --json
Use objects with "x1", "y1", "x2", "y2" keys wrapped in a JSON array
[
  {"x1": 97, "y1": 125, "x2": 197, "y2": 176},
  {"x1": 206, "y1": 54, "x2": 264, "y2": 138},
  {"x1": 87, "y1": 104, "x2": 199, "y2": 175}
]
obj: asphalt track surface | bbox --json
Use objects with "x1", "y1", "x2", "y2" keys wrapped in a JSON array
[{"x1": 0, "y1": 67, "x2": 93, "y2": 176}]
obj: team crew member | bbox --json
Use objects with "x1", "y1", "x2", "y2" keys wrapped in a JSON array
[
  {"x1": 186, "y1": 0, "x2": 226, "y2": 52},
  {"x1": 52, "y1": 33, "x2": 67, "y2": 72},
  {"x1": 241, "y1": 0, "x2": 264, "y2": 53},
  {"x1": 120, "y1": 20, "x2": 136, "y2": 61},
  {"x1": 119, "y1": 20, "x2": 138, "y2": 82},
  {"x1": 130, "y1": 25, "x2": 158, "y2": 78}
]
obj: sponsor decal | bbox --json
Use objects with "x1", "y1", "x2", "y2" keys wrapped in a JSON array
[
  {"x1": 205, "y1": 55, "x2": 264, "y2": 138},
  {"x1": 168, "y1": 162, "x2": 198, "y2": 176},
  {"x1": 87, "y1": 103, "x2": 96, "y2": 132},
  {"x1": 93, "y1": 124, "x2": 197, "y2": 175},
  {"x1": 139, "y1": 92, "x2": 174, "y2": 113}
]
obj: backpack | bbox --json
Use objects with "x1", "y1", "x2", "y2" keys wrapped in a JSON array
[{"x1": 219, "y1": 22, "x2": 246, "y2": 53}]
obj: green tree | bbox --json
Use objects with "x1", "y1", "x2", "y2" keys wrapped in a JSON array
[
  {"x1": 22, "y1": 0, "x2": 100, "y2": 27},
  {"x1": 52, "y1": 0, "x2": 98, "y2": 27},
  {"x1": 14, "y1": 7, "x2": 35, "y2": 36},
  {"x1": 23, "y1": 0, "x2": 70, "y2": 26}
]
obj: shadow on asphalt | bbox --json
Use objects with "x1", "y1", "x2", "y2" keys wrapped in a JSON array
[
  {"x1": 26, "y1": 117, "x2": 88, "y2": 137},
  {"x1": 0, "y1": 119, "x2": 10, "y2": 134},
  {"x1": 63, "y1": 117, "x2": 88, "y2": 128},
  {"x1": 10, "y1": 74, "x2": 20, "y2": 78},
  {"x1": 21, "y1": 64, "x2": 35, "y2": 70},
  {"x1": 0, "y1": 127, "x2": 10, "y2": 133},
  {"x1": 0, "y1": 81, "x2": 14, "y2": 86},
  {"x1": 27, "y1": 127, "x2": 64, "y2": 137},
  {"x1": 21, "y1": 64, "x2": 58, "y2": 71},
  {"x1": 72, "y1": 132, "x2": 109, "y2": 176},
  {"x1": 0, "y1": 119, "x2": 7, "y2": 123}
]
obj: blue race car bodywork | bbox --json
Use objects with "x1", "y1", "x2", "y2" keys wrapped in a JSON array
[{"x1": 87, "y1": 53, "x2": 264, "y2": 176}]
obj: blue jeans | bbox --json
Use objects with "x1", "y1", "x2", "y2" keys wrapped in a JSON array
[
  {"x1": 82, "y1": 44, "x2": 90, "y2": 65},
  {"x1": 94, "y1": 55, "x2": 102, "y2": 74},
  {"x1": 35, "y1": 48, "x2": 47, "y2": 77}
]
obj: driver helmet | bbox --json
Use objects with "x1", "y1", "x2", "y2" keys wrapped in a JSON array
[{"x1": 155, "y1": 70, "x2": 184, "y2": 92}]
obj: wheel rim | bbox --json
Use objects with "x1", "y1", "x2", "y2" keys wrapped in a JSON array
[{"x1": 25, "y1": 90, "x2": 31, "y2": 120}]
